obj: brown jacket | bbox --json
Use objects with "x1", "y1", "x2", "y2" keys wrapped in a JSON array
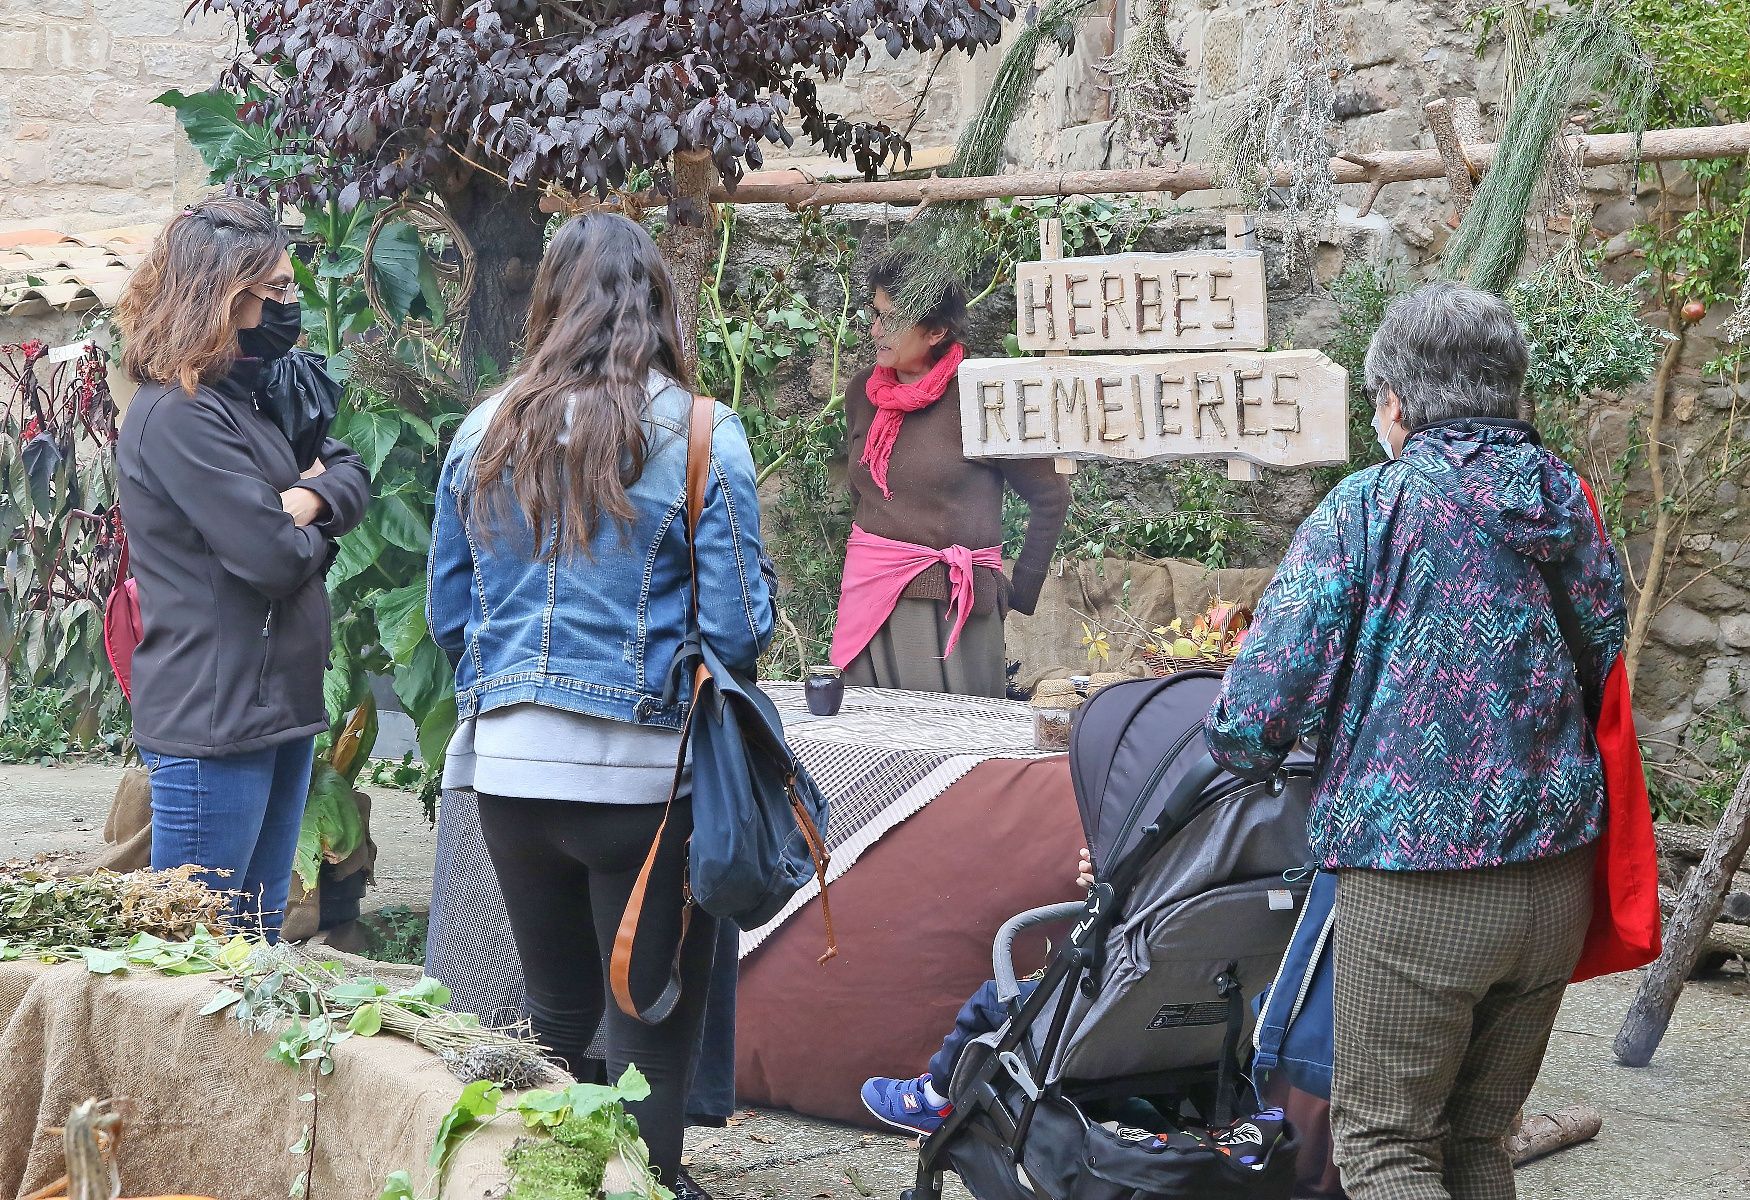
[{"x1": 845, "y1": 368, "x2": 1070, "y2": 615}]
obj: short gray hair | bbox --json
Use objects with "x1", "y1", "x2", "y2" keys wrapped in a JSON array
[{"x1": 1362, "y1": 281, "x2": 1528, "y2": 430}]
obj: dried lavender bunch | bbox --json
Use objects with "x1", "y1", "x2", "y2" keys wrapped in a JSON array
[{"x1": 1100, "y1": 0, "x2": 1195, "y2": 160}]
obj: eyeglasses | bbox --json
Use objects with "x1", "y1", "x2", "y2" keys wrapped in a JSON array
[{"x1": 249, "y1": 280, "x2": 300, "y2": 304}]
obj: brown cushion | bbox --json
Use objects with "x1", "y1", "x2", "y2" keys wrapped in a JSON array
[{"x1": 735, "y1": 756, "x2": 1082, "y2": 1127}]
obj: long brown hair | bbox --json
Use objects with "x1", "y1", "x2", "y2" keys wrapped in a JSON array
[
  {"x1": 113, "y1": 199, "x2": 288, "y2": 394},
  {"x1": 469, "y1": 212, "x2": 691, "y2": 559}
]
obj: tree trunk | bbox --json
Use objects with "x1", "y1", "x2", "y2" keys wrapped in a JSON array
[
  {"x1": 661, "y1": 150, "x2": 717, "y2": 385},
  {"x1": 438, "y1": 173, "x2": 548, "y2": 382},
  {"x1": 1615, "y1": 763, "x2": 1750, "y2": 1066}
]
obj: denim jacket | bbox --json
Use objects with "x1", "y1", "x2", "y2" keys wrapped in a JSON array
[
  {"x1": 1205, "y1": 420, "x2": 1626, "y2": 872},
  {"x1": 427, "y1": 374, "x2": 776, "y2": 729}
]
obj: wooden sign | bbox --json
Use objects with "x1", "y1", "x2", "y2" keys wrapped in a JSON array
[
  {"x1": 1014, "y1": 250, "x2": 1267, "y2": 353},
  {"x1": 958, "y1": 349, "x2": 1349, "y2": 469}
]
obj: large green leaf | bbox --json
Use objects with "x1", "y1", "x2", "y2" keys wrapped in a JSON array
[
  {"x1": 372, "y1": 584, "x2": 429, "y2": 662},
  {"x1": 329, "y1": 522, "x2": 387, "y2": 589},
  {"x1": 154, "y1": 89, "x2": 270, "y2": 181},
  {"x1": 297, "y1": 762, "x2": 364, "y2": 884},
  {"x1": 368, "y1": 221, "x2": 425, "y2": 326},
  {"x1": 416, "y1": 688, "x2": 458, "y2": 769},
  {"x1": 373, "y1": 493, "x2": 431, "y2": 555},
  {"x1": 332, "y1": 408, "x2": 401, "y2": 477},
  {"x1": 393, "y1": 637, "x2": 451, "y2": 725}
]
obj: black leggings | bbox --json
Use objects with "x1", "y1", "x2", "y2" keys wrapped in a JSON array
[{"x1": 477, "y1": 794, "x2": 716, "y2": 1186}]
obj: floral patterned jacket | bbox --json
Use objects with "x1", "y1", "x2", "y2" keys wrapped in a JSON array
[{"x1": 1205, "y1": 419, "x2": 1627, "y2": 872}]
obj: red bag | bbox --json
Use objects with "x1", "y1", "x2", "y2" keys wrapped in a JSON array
[
  {"x1": 1569, "y1": 477, "x2": 1662, "y2": 983},
  {"x1": 103, "y1": 536, "x2": 144, "y2": 702}
]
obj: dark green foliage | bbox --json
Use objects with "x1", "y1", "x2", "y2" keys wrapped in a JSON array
[{"x1": 1316, "y1": 262, "x2": 1404, "y2": 486}]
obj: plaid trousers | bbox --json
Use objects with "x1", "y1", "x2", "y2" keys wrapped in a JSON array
[{"x1": 1330, "y1": 844, "x2": 1595, "y2": 1200}]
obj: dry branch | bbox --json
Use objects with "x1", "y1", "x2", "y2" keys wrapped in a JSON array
[
  {"x1": 1508, "y1": 1106, "x2": 1603, "y2": 1166},
  {"x1": 669, "y1": 120, "x2": 1750, "y2": 208},
  {"x1": 1617, "y1": 764, "x2": 1750, "y2": 1067}
]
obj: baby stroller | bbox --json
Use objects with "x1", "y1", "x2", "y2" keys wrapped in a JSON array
[{"x1": 908, "y1": 671, "x2": 1316, "y2": 1200}]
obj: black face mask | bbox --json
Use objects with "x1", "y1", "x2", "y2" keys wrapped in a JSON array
[{"x1": 238, "y1": 297, "x2": 302, "y2": 362}]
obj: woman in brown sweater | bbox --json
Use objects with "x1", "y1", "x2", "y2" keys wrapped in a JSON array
[{"x1": 830, "y1": 263, "x2": 1070, "y2": 697}]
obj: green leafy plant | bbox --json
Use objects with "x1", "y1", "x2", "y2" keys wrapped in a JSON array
[
  {"x1": 0, "y1": 686, "x2": 126, "y2": 763},
  {"x1": 1009, "y1": 462, "x2": 1258, "y2": 570},
  {"x1": 394, "y1": 1067, "x2": 668, "y2": 1200}
]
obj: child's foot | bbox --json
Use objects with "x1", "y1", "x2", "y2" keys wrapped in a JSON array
[{"x1": 860, "y1": 1074, "x2": 952, "y2": 1136}]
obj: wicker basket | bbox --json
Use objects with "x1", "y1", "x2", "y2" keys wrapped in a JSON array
[{"x1": 1138, "y1": 604, "x2": 1252, "y2": 678}]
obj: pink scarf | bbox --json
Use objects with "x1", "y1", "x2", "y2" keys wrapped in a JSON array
[
  {"x1": 830, "y1": 524, "x2": 1002, "y2": 671},
  {"x1": 860, "y1": 342, "x2": 966, "y2": 500}
]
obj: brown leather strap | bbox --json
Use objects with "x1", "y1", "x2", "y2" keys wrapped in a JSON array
[{"x1": 610, "y1": 395, "x2": 717, "y2": 1023}]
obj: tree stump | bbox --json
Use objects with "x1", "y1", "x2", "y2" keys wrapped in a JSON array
[{"x1": 1615, "y1": 764, "x2": 1750, "y2": 1066}]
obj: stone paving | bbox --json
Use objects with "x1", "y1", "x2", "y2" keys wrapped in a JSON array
[{"x1": 5, "y1": 762, "x2": 1748, "y2": 1199}]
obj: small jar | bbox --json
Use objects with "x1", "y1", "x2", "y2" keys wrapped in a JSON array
[
  {"x1": 1032, "y1": 705, "x2": 1075, "y2": 751},
  {"x1": 1030, "y1": 679, "x2": 1081, "y2": 751},
  {"x1": 805, "y1": 665, "x2": 845, "y2": 717}
]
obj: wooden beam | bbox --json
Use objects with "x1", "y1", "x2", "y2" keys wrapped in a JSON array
[{"x1": 679, "y1": 120, "x2": 1750, "y2": 209}]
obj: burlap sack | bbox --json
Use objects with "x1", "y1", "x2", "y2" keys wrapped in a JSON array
[
  {"x1": 1005, "y1": 556, "x2": 1277, "y2": 690},
  {"x1": 0, "y1": 960, "x2": 517, "y2": 1200},
  {"x1": 89, "y1": 769, "x2": 378, "y2": 943}
]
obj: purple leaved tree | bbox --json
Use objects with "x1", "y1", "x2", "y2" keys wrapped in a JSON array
[{"x1": 196, "y1": 0, "x2": 1016, "y2": 370}]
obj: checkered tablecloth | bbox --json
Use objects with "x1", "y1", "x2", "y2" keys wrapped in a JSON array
[
  {"x1": 744, "y1": 685, "x2": 1057, "y2": 953},
  {"x1": 426, "y1": 686, "x2": 1057, "y2": 1012}
]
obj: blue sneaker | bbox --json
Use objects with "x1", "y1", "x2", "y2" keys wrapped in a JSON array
[{"x1": 860, "y1": 1073, "x2": 952, "y2": 1136}]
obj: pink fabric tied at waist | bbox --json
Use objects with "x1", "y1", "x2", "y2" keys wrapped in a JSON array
[{"x1": 830, "y1": 524, "x2": 1003, "y2": 670}]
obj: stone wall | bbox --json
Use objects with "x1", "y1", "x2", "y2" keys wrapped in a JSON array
[{"x1": 0, "y1": 0, "x2": 229, "y2": 228}]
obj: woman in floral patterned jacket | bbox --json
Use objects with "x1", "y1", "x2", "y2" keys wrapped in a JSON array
[{"x1": 1206, "y1": 281, "x2": 1626, "y2": 1200}]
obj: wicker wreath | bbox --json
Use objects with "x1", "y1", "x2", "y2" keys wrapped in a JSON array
[{"x1": 361, "y1": 197, "x2": 477, "y2": 334}]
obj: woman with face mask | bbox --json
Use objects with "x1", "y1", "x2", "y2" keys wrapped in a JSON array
[
  {"x1": 114, "y1": 198, "x2": 372, "y2": 943},
  {"x1": 830, "y1": 261, "x2": 1070, "y2": 697}
]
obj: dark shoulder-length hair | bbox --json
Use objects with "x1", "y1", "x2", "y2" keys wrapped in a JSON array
[
  {"x1": 113, "y1": 198, "x2": 288, "y2": 394},
  {"x1": 869, "y1": 257, "x2": 968, "y2": 360},
  {"x1": 468, "y1": 212, "x2": 691, "y2": 559}
]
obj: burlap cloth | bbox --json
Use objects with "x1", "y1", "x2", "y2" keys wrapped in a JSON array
[{"x1": 0, "y1": 959, "x2": 521, "y2": 1200}]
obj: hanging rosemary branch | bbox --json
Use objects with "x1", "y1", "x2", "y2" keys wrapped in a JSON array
[
  {"x1": 883, "y1": 0, "x2": 1102, "y2": 326},
  {"x1": 1443, "y1": 2, "x2": 1653, "y2": 295},
  {"x1": 1509, "y1": 230, "x2": 1670, "y2": 404},
  {"x1": 1210, "y1": 0, "x2": 1341, "y2": 269},
  {"x1": 1099, "y1": 0, "x2": 1195, "y2": 161}
]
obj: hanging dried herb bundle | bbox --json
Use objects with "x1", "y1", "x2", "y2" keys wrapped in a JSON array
[
  {"x1": 1211, "y1": 0, "x2": 1341, "y2": 268},
  {"x1": 883, "y1": 0, "x2": 1100, "y2": 327},
  {"x1": 1444, "y1": 2, "x2": 1653, "y2": 295},
  {"x1": 1508, "y1": 231, "x2": 1670, "y2": 403},
  {"x1": 0, "y1": 866, "x2": 233, "y2": 951},
  {"x1": 1099, "y1": 0, "x2": 1195, "y2": 160}
]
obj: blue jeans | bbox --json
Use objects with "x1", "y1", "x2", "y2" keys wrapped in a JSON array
[
  {"x1": 928, "y1": 978, "x2": 1039, "y2": 1084},
  {"x1": 145, "y1": 737, "x2": 316, "y2": 943}
]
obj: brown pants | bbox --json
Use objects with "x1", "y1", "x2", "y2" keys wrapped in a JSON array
[{"x1": 1330, "y1": 845, "x2": 1595, "y2": 1200}]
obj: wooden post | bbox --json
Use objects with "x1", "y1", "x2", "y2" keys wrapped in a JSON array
[
  {"x1": 1615, "y1": 763, "x2": 1750, "y2": 1067},
  {"x1": 1224, "y1": 213, "x2": 1261, "y2": 483},
  {"x1": 1426, "y1": 98, "x2": 1479, "y2": 221},
  {"x1": 1039, "y1": 216, "x2": 1078, "y2": 477}
]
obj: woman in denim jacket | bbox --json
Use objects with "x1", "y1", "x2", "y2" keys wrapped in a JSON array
[{"x1": 427, "y1": 213, "x2": 775, "y2": 1190}]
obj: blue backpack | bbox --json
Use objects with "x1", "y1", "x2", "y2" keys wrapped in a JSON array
[
  {"x1": 612, "y1": 396, "x2": 835, "y2": 1024},
  {"x1": 1252, "y1": 870, "x2": 1335, "y2": 1099}
]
